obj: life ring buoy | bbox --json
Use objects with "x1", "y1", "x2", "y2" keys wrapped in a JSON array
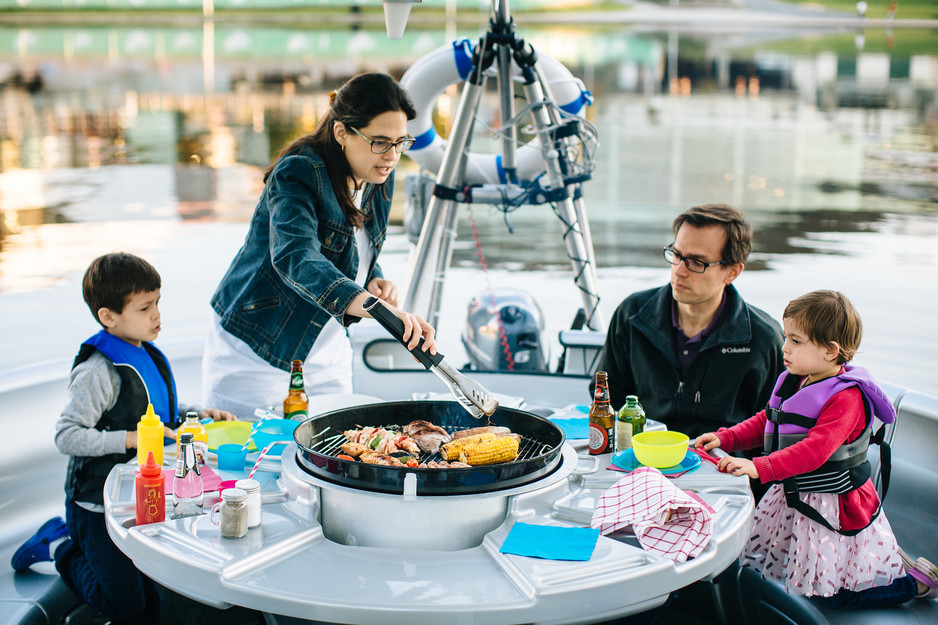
[{"x1": 401, "y1": 38, "x2": 593, "y2": 186}]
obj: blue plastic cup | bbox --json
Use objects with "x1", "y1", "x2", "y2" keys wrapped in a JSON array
[
  {"x1": 216, "y1": 443, "x2": 248, "y2": 471},
  {"x1": 250, "y1": 419, "x2": 299, "y2": 450}
]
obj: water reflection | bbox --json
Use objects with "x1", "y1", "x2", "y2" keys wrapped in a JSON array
[{"x1": 0, "y1": 18, "x2": 936, "y2": 391}]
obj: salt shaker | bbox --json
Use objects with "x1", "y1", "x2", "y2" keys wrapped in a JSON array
[{"x1": 235, "y1": 478, "x2": 262, "y2": 528}]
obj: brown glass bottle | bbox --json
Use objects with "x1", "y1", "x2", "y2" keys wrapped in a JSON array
[
  {"x1": 588, "y1": 371, "x2": 615, "y2": 455},
  {"x1": 283, "y1": 360, "x2": 309, "y2": 420}
]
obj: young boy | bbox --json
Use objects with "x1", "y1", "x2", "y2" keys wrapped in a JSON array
[{"x1": 11, "y1": 252, "x2": 235, "y2": 624}]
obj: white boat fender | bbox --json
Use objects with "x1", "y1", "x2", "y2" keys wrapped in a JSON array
[{"x1": 401, "y1": 38, "x2": 593, "y2": 186}]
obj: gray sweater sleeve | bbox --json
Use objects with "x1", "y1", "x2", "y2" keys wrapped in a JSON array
[{"x1": 54, "y1": 352, "x2": 130, "y2": 457}]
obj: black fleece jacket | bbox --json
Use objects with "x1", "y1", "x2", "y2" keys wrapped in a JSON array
[{"x1": 594, "y1": 284, "x2": 784, "y2": 438}]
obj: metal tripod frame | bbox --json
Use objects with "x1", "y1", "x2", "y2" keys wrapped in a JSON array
[{"x1": 402, "y1": 0, "x2": 605, "y2": 333}]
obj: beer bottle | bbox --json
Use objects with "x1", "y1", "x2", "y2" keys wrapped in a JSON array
[
  {"x1": 588, "y1": 371, "x2": 615, "y2": 455},
  {"x1": 615, "y1": 395, "x2": 646, "y2": 453},
  {"x1": 283, "y1": 359, "x2": 309, "y2": 421}
]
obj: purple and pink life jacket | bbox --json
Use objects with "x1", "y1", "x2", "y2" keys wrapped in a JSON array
[{"x1": 762, "y1": 365, "x2": 896, "y2": 535}]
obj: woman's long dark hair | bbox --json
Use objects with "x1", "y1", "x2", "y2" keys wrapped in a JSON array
[{"x1": 264, "y1": 73, "x2": 417, "y2": 228}]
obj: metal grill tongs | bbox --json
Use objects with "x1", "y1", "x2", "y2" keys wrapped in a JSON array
[{"x1": 363, "y1": 297, "x2": 499, "y2": 419}]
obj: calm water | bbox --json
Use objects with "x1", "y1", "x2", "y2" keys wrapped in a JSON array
[{"x1": 1, "y1": 16, "x2": 936, "y2": 396}]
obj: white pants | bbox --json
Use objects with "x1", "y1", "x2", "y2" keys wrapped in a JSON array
[{"x1": 201, "y1": 312, "x2": 352, "y2": 420}]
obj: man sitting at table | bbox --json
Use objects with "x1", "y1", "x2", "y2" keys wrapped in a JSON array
[{"x1": 594, "y1": 204, "x2": 784, "y2": 439}]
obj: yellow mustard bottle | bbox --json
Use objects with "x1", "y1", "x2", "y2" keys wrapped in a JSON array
[{"x1": 136, "y1": 404, "x2": 165, "y2": 466}]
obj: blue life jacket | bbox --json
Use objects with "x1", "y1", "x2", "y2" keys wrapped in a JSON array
[{"x1": 64, "y1": 331, "x2": 178, "y2": 505}]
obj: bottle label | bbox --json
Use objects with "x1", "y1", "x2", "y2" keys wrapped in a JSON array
[
  {"x1": 175, "y1": 443, "x2": 201, "y2": 478},
  {"x1": 284, "y1": 408, "x2": 308, "y2": 421},
  {"x1": 136, "y1": 478, "x2": 166, "y2": 525},
  {"x1": 289, "y1": 371, "x2": 304, "y2": 390},
  {"x1": 588, "y1": 422, "x2": 612, "y2": 455},
  {"x1": 615, "y1": 422, "x2": 633, "y2": 452},
  {"x1": 193, "y1": 440, "x2": 208, "y2": 466}
]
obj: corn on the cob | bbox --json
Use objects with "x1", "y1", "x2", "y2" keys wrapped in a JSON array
[
  {"x1": 440, "y1": 432, "x2": 497, "y2": 461},
  {"x1": 460, "y1": 436, "x2": 520, "y2": 466}
]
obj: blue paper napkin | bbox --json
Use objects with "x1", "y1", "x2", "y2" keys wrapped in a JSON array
[{"x1": 500, "y1": 522, "x2": 600, "y2": 561}]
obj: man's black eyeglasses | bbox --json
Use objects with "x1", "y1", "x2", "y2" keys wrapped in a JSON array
[
  {"x1": 349, "y1": 127, "x2": 415, "y2": 154},
  {"x1": 663, "y1": 245, "x2": 730, "y2": 274}
]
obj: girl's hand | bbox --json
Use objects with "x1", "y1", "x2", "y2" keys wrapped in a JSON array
[
  {"x1": 200, "y1": 408, "x2": 237, "y2": 422},
  {"x1": 717, "y1": 456, "x2": 759, "y2": 479},
  {"x1": 694, "y1": 432, "x2": 722, "y2": 451},
  {"x1": 367, "y1": 278, "x2": 399, "y2": 308}
]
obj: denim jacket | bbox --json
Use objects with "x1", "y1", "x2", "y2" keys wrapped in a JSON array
[{"x1": 211, "y1": 145, "x2": 390, "y2": 371}]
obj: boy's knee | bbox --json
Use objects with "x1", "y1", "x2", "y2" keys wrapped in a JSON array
[
  {"x1": 100, "y1": 591, "x2": 158, "y2": 623},
  {"x1": 98, "y1": 576, "x2": 159, "y2": 623}
]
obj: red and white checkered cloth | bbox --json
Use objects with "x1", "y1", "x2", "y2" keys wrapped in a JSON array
[{"x1": 590, "y1": 467, "x2": 714, "y2": 562}]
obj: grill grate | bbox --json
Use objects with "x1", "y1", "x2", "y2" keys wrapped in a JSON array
[{"x1": 307, "y1": 426, "x2": 552, "y2": 465}]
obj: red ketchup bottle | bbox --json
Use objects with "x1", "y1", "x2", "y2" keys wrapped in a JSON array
[{"x1": 135, "y1": 451, "x2": 166, "y2": 525}]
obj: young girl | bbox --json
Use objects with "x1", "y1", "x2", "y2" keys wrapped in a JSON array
[
  {"x1": 202, "y1": 73, "x2": 437, "y2": 418},
  {"x1": 695, "y1": 290, "x2": 938, "y2": 608}
]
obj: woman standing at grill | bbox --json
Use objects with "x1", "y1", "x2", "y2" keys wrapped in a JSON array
[{"x1": 203, "y1": 72, "x2": 436, "y2": 418}]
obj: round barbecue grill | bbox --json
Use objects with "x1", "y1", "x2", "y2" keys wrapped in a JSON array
[{"x1": 293, "y1": 400, "x2": 566, "y2": 495}]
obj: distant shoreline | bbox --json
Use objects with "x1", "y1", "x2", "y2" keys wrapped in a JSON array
[{"x1": 1, "y1": 7, "x2": 936, "y2": 30}]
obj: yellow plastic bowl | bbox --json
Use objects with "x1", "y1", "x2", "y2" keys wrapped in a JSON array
[{"x1": 632, "y1": 430, "x2": 690, "y2": 468}]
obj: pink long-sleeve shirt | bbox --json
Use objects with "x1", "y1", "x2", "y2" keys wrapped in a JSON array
[{"x1": 716, "y1": 385, "x2": 881, "y2": 531}]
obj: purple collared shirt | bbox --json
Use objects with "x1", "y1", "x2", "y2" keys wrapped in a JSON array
[{"x1": 672, "y1": 293, "x2": 727, "y2": 374}]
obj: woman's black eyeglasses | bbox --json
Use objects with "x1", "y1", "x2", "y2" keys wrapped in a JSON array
[
  {"x1": 349, "y1": 127, "x2": 415, "y2": 154},
  {"x1": 663, "y1": 245, "x2": 730, "y2": 274}
]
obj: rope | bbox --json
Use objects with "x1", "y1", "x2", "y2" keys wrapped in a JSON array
[{"x1": 466, "y1": 203, "x2": 515, "y2": 372}]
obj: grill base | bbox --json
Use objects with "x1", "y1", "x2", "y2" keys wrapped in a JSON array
[{"x1": 283, "y1": 442, "x2": 579, "y2": 550}]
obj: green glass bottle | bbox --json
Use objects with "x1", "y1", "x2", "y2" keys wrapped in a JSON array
[
  {"x1": 615, "y1": 395, "x2": 645, "y2": 452},
  {"x1": 283, "y1": 360, "x2": 309, "y2": 421}
]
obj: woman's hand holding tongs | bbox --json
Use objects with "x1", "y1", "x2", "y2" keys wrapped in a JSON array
[
  {"x1": 381, "y1": 301, "x2": 437, "y2": 354},
  {"x1": 351, "y1": 289, "x2": 437, "y2": 355}
]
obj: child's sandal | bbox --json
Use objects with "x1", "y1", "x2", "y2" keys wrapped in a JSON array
[
  {"x1": 898, "y1": 547, "x2": 916, "y2": 571},
  {"x1": 910, "y1": 559, "x2": 938, "y2": 599},
  {"x1": 898, "y1": 548, "x2": 938, "y2": 598}
]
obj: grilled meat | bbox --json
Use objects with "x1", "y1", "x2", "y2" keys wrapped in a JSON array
[
  {"x1": 451, "y1": 426, "x2": 512, "y2": 439},
  {"x1": 340, "y1": 441, "x2": 370, "y2": 458},
  {"x1": 359, "y1": 451, "x2": 404, "y2": 466},
  {"x1": 343, "y1": 427, "x2": 422, "y2": 455},
  {"x1": 402, "y1": 420, "x2": 448, "y2": 437},
  {"x1": 398, "y1": 438, "x2": 421, "y2": 454},
  {"x1": 426, "y1": 460, "x2": 472, "y2": 469},
  {"x1": 403, "y1": 420, "x2": 452, "y2": 454}
]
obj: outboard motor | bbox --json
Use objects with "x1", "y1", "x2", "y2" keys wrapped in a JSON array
[{"x1": 461, "y1": 289, "x2": 547, "y2": 372}]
